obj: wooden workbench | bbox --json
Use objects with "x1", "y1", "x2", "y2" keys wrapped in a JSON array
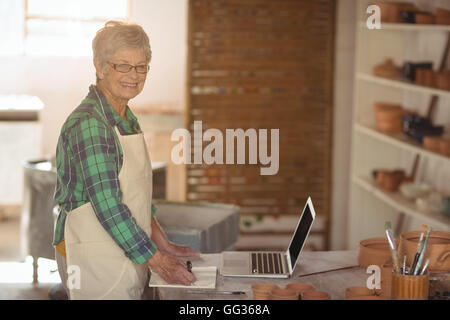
[{"x1": 155, "y1": 250, "x2": 370, "y2": 300}]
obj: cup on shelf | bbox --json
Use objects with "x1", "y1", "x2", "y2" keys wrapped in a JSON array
[
  {"x1": 436, "y1": 8, "x2": 450, "y2": 25},
  {"x1": 439, "y1": 138, "x2": 450, "y2": 156},
  {"x1": 423, "y1": 136, "x2": 443, "y2": 153},
  {"x1": 435, "y1": 71, "x2": 450, "y2": 91},
  {"x1": 415, "y1": 12, "x2": 435, "y2": 24}
]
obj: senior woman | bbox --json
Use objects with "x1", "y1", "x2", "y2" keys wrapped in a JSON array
[{"x1": 53, "y1": 21, "x2": 197, "y2": 300}]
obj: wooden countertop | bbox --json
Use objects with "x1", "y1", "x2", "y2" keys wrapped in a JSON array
[{"x1": 156, "y1": 250, "x2": 371, "y2": 300}]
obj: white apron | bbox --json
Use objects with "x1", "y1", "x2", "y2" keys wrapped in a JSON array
[{"x1": 64, "y1": 127, "x2": 153, "y2": 300}]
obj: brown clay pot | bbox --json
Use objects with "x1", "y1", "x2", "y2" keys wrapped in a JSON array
[
  {"x1": 374, "y1": 108, "x2": 404, "y2": 134},
  {"x1": 286, "y1": 283, "x2": 314, "y2": 298},
  {"x1": 345, "y1": 286, "x2": 382, "y2": 300},
  {"x1": 375, "y1": 2, "x2": 417, "y2": 23},
  {"x1": 436, "y1": 8, "x2": 450, "y2": 25},
  {"x1": 270, "y1": 288, "x2": 298, "y2": 300},
  {"x1": 423, "y1": 136, "x2": 443, "y2": 153},
  {"x1": 252, "y1": 283, "x2": 279, "y2": 300},
  {"x1": 375, "y1": 169, "x2": 406, "y2": 192},
  {"x1": 373, "y1": 58, "x2": 400, "y2": 79},
  {"x1": 302, "y1": 290, "x2": 331, "y2": 300},
  {"x1": 373, "y1": 102, "x2": 402, "y2": 114},
  {"x1": 435, "y1": 71, "x2": 450, "y2": 91},
  {"x1": 439, "y1": 138, "x2": 450, "y2": 157},
  {"x1": 415, "y1": 13, "x2": 435, "y2": 24},
  {"x1": 350, "y1": 295, "x2": 390, "y2": 300},
  {"x1": 399, "y1": 230, "x2": 450, "y2": 273},
  {"x1": 358, "y1": 237, "x2": 399, "y2": 268}
]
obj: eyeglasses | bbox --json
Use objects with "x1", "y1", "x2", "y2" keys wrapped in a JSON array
[{"x1": 108, "y1": 62, "x2": 149, "y2": 74}]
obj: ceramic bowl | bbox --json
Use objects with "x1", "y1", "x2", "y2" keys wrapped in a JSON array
[
  {"x1": 436, "y1": 8, "x2": 450, "y2": 25},
  {"x1": 270, "y1": 288, "x2": 298, "y2": 300},
  {"x1": 415, "y1": 13, "x2": 435, "y2": 24},
  {"x1": 399, "y1": 182, "x2": 431, "y2": 200},
  {"x1": 399, "y1": 230, "x2": 450, "y2": 273},
  {"x1": 358, "y1": 237, "x2": 398, "y2": 268},
  {"x1": 423, "y1": 136, "x2": 443, "y2": 153},
  {"x1": 302, "y1": 290, "x2": 330, "y2": 300}
]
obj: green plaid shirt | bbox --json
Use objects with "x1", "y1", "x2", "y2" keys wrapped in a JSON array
[{"x1": 53, "y1": 85, "x2": 157, "y2": 264}]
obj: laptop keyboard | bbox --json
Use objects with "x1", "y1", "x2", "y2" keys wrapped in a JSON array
[{"x1": 251, "y1": 252, "x2": 284, "y2": 274}]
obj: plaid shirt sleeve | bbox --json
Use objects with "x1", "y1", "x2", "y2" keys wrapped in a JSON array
[{"x1": 67, "y1": 116, "x2": 157, "y2": 264}]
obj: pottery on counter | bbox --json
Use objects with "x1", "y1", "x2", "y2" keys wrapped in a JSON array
[
  {"x1": 270, "y1": 288, "x2": 298, "y2": 300},
  {"x1": 301, "y1": 290, "x2": 331, "y2": 300},
  {"x1": 399, "y1": 230, "x2": 450, "y2": 273},
  {"x1": 358, "y1": 237, "x2": 398, "y2": 268}
]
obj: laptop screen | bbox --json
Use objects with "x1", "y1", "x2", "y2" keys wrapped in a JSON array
[{"x1": 287, "y1": 201, "x2": 314, "y2": 270}]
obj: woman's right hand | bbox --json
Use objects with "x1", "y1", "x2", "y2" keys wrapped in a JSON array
[{"x1": 146, "y1": 250, "x2": 196, "y2": 285}]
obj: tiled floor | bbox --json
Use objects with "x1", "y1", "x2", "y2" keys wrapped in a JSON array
[{"x1": 0, "y1": 210, "x2": 61, "y2": 300}]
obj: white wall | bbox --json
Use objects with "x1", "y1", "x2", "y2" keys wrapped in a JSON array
[
  {"x1": 330, "y1": 0, "x2": 356, "y2": 250},
  {"x1": 0, "y1": 0, "x2": 188, "y2": 156}
]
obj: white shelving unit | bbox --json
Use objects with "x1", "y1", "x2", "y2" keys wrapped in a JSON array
[{"x1": 348, "y1": 0, "x2": 450, "y2": 249}]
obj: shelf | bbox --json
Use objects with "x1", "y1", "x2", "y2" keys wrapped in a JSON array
[
  {"x1": 352, "y1": 175, "x2": 450, "y2": 230},
  {"x1": 359, "y1": 21, "x2": 450, "y2": 32},
  {"x1": 357, "y1": 73, "x2": 450, "y2": 98},
  {"x1": 354, "y1": 123, "x2": 450, "y2": 163}
]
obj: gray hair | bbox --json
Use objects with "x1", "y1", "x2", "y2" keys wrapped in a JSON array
[{"x1": 92, "y1": 21, "x2": 152, "y2": 79}]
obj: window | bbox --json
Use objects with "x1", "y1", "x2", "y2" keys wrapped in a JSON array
[{"x1": 0, "y1": 0, "x2": 129, "y2": 56}]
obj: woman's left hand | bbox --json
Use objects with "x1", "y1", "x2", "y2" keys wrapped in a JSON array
[{"x1": 163, "y1": 242, "x2": 200, "y2": 257}]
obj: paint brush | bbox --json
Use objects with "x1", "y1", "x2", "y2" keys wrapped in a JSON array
[
  {"x1": 413, "y1": 227, "x2": 432, "y2": 276},
  {"x1": 420, "y1": 258, "x2": 430, "y2": 275},
  {"x1": 409, "y1": 232, "x2": 424, "y2": 274},
  {"x1": 385, "y1": 222, "x2": 400, "y2": 273}
]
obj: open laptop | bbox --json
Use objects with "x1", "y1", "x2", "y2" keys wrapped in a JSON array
[{"x1": 220, "y1": 197, "x2": 316, "y2": 278}]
